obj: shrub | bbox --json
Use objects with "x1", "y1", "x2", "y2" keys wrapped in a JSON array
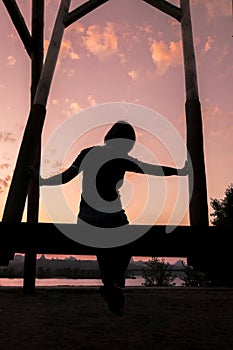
[{"x1": 142, "y1": 257, "x2": 176, "y2": 287}]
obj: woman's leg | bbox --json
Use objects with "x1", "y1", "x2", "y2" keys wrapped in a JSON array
[
  {"x1": 113, "y1": 253, "x2": 131, "y2": 288},
  {"x1": 97, "y1": 252, "x2": 131, "y2": 288},
  {"x1": 97, "y1": 253, "x2": 116, "y2": 288}
]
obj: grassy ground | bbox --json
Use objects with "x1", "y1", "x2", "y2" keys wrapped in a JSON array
[{"x1": 0, "y1": 287, "x2": 233, "y2": 350}]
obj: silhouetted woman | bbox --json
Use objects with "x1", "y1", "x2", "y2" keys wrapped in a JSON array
[{"x1": 28, "y1": 120, "x2": 188, "y2": 316}]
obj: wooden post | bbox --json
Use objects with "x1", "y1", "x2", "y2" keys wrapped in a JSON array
[
  {"x1": 2, "y1": 0, "x2": 32, "y2": 56},
  {"x1": 23, "y1": 0, "x2": 44, "y2": 296},
  {"x1": 2, "y1": 0, "x2": 71, "y2": 225},
  {"x1": 180, "y1": 0, "x2": 209, "y2": 269},
  {"x1": 142, "y1": 1, "x2": 209, "y2": 229},
  {"x1": 180, "y1": 0, "x2": 209, "y2": 227}
]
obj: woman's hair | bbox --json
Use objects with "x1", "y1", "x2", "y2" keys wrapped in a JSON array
[{"x1": 104, "y1": 120, "x2": 136, "y2": 143}]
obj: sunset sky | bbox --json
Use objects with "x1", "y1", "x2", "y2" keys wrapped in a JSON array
[{"x1": 0, "y1": 0, "x2": 232, "y2": 260}]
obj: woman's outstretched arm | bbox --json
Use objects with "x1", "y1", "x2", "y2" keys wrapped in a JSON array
[
  {"x1": 27, "y1": 164, "x2": 79, "y2": 186},
  {"x1": 27, "y1": 147, "x2": 92, "y2": 186},
  {"x1": 131, "y1": 160, "x2": 189, "y2": 177}
]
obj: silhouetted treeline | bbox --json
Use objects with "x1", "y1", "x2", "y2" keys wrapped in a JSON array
[
  {"x1": 37, "y1": 266, "x2": 101, "y2": 279},
  {"x1": 0, "y1": 254, "x2": 148, "y2": 279}
]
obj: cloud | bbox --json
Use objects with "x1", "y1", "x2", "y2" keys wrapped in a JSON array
[
  {"x1": 44, "y1": 38, "x2": 80, "y2": 65},
  {"x1": 0, "y1": 163, "x2": 11, "y2": 170},
  {"x1": 87, "y1": 95, "x2": 97, "y2": 106},
  {"x1": 0, "y1": 175, "x2": 11, "y2": 194},
  {"x1": 202, "y1": 36, "x2": 214, "y2": 54},
  {"x1": 204, "y1": 0, "x2": 231, "y2": 20},
  {"x1": 72, "y1": 22, "x2": 85, "y2": 34},
  {"x1": 149, "y1": 39, "x2": 183, "y2": 75},
  {"x1": 216, "y1": 45, "x2": 229, "y2": 65},
  {"x1": 203, "y1": 102, "x2": 222, "y2": 122},
  {"x1": 52, "y1": 99, "x2": 59, "y2": 105},
  {"x1": 62, "y1": 99, "x2": 83, "y2": 117},
  {"x1": 69, "y1": 102, "x2": 82, "y2": 113},
  {"x1": 59, "y1": 39, "x2": 80, "y2": 62},
  {"x1": 61, "y1": 68, "x2": 76, "y2": 77},
  {"x1": 7, "y1": 56, "x2": 16, "y2": 66},
  {"x1": 204, "y1": 106, "x2": 222, "y2": 121},
  {"x1": 0, "y1": 131, "x2": 16, "y2": 143},
  {"x1": 41, "y1": 158, "x2": 63, "y2": 177},
  {"x1": 45, "y1": 38, "x2": 80, "y2": 76},
  {"x1": 128, "y1": 70, "x2": 137, "y2": 81},
  {"x1": 137, "y1": 24, "x2": 153, "y2": 35},
  {"x1": 193, "y1": 0, "x2": 231, "y2": 20},
  {"x1": 118, "y1": 52, "x2": 128, "y2": 64},
  {"x1": 83, "y1": 22, "x2": 118, "y2": 61}
]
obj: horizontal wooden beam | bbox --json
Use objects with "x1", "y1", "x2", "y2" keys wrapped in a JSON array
[
  {"x1": 2, "y1": 0, "x2": 32, "y2": 56},
  {"x1": 0, "y1": 223, "x2": 232, "y2": 262},
  {"x1": 64, "y1": 0, "x2": 110, "y2": 27},
  {"x1": 143, "y1": 0, "x2": 183, "y2": 22}
]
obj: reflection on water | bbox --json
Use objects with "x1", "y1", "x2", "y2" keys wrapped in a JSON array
[{"x1": 0, "y1": 277, "x2": 183, "y2": 287}]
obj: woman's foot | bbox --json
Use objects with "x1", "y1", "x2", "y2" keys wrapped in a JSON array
[{"x1": 99, "y1": 285, "x2": 125, "y2": 317}]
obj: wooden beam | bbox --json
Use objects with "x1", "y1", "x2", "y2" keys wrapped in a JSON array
[
  {"x1": 2, "y1": 0, "x2": 32, "y2": 56},
  {"x1": 34, "y1": 0, "x2": 71, "y2": 106},
  {"x1": 143, "y1": 0, "x2": 183, "y2": 22},
  {"x1": 0, "y1": 223, "x2": 232, "y2": 258},
  {"x1": 24, "y1": 0, "x2": 45, "y2": 296},
  {"x1": 64, "y1": 0, "x2": 110, "y2": 28}
]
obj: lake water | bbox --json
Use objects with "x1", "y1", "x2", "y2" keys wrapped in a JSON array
[{"x1": 0, "y1": 276, "x2": 183, "y2": 287}]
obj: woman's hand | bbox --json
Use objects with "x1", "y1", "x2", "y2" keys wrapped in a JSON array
[
  {"x1": 27, "y1": 165, "x2": 44, "y2": 185},
  {"x1": 179, "y1": 161, "x2": 189, "y2": 176}
]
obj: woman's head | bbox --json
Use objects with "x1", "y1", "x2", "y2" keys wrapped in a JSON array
[{"x1": 104, "y1": 120, "x2": 136, "y2": 152}]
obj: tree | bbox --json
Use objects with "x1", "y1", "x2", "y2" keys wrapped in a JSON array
[
  {"x1": 180, "y1": 261, "x2": 208, "y2": 287},
  {"x1": 142, "y1": 257, "x2": 176, "y2": 287},
  {"x1": 210, "y1": 183, "x2": 233, "y2": 227},
  {"x1": 207, "y1": 183, "x2": 233, "y2": 286}
]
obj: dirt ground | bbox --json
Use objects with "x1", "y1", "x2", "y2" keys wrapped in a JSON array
[{"x1": 0, "y1": 287, "x2": 232, "y2": 350}]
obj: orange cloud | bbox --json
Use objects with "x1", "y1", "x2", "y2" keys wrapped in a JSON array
[
  {"x1": 83, "y1": 22, "x2": 118, "y2": 61},
  {"x1": 150, "y1": 39, "x2": 183, "y2": 75},
  {"x1": 44, "y1": 38, "x2": 80, "y2": 65},
  {"x1": 128, "y1": 70, "x2": 137, "y2": 81},
  {"x1": 202, "y1": 35, "x2": 214, "y2": 54},
  {"x1": 60, "y1": 39, "x2": 80, "y2": 62},
  {"x1": 87, "y1": 95, "x2": 97, "y2": 106},
  {"x1": 7, "y1": 56, "x2": 16, "y2": 66},
  {"x1": 62, "y1": 99, "x2": 83, "y2": 117}
]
